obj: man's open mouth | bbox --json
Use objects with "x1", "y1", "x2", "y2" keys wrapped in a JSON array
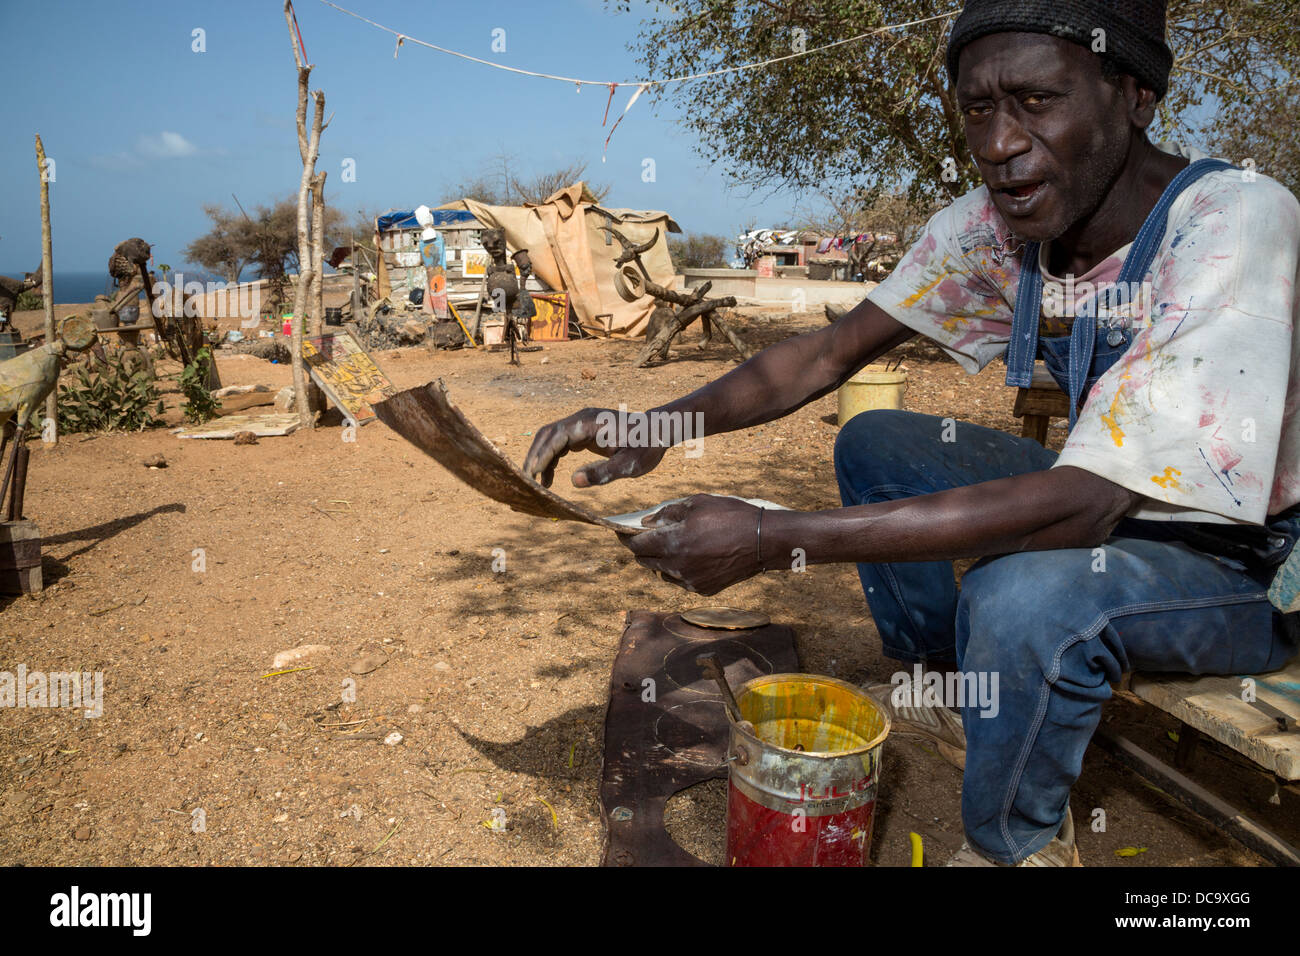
[
  {"x1": 992, "y1": 180, "x2": 1047, "y2": 215},
  {"x1": 998, "y1": 181, "x2": 1044, "y2": 199}
]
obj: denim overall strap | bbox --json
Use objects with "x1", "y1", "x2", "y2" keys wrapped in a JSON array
[
  {"x1": 1064, "y1": 158, "x2": 1234, "y2": 427},
  {"x1": 1005, "y1": 158, "x2": 1236, "y2": 416},
  {"x1": 1117, "y1": 158, "x2": 1235, "y2": 286},
  {"x1": 1004, "y1": 251, "x2": 1042, "y2": 388}
]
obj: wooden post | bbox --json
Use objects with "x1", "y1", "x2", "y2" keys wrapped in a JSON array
[
  {"x1": 0, "y1": 520, "x2": 42, "y2": 595},
  {"x1": 285, "y1": 0, "x2": 326, "y2": 429},
  {"x1": 310, "y1": 170, "x2": 326, "y2": 338},
  {"x1": 34, "y1": 135, "x2": 55, "y2": 442},
  {"x1": 350, "y1": 236, "x2": 363, "y2": 319}
]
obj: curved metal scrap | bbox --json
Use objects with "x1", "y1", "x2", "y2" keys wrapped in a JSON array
[{"x1": 372, "y1": 378, "x2": 638, "y2": 533}]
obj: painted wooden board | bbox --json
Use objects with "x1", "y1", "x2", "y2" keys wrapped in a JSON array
[
  {"x1": 176, "y1": 413, "x2": 301, "y2": 439},
  {"x1": 529, "y1": 291, "x2": 571, "y2": 342},
  {"x1": 1131, "y1": 657, "x2": 1300, "y2": 779},
  {"x1": 302, "y1": 329, "x2": 397, "y2": 428}
]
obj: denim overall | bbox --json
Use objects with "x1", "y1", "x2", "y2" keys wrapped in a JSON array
[{"x1": 1005, "y1": 158, "x2": 1300, "y2": 587}]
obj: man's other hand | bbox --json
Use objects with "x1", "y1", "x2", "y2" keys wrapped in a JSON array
[
  {"x1": 622, "y1": 494, "x2": 764, "y2": 595},
  {"x1": 524, "y1": 407, "x2": 668, "y2": 488}
]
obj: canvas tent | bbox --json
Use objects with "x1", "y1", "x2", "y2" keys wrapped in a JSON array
[{"x1": 440, "y1": 182, "x2": 680, "y2": 338}]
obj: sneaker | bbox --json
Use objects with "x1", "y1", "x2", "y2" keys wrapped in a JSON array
[
  {"x1": 945, "y1": 807, "x2": 1083, "y2": 867},
  {"x1": 864, "y1": 683, "x2": 966, "y2": 770},
  {"x1": 1019, "y1": 808, "x2": 1083, "y2": 867}
]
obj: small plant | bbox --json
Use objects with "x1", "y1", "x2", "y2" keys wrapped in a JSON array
[
  {"x1": 55, "y1": 353, "x2": 165, "y2": 434},
  {"x1": 180, "y1": 346, "x2": 222, "y2": 424},
  {"x1": 15, "y1": 289, "x2": 43, "y2": 311}
]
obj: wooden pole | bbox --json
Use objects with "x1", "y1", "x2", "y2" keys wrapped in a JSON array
[
  {"x1": 310, "y1": 170, "x2": 326, "y2": 338},
  {"x1": 350, "y1": 236, "x2": 363, "y2": 320},
  {"x1": 34, "y1": 135, "x2": 55, "y2": 442},
  {"x1": 285, "y1": 0, "x2": 324, "y2": 429}
]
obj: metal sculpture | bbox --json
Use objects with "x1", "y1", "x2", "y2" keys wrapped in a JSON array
[
  {"x1": 599, "y1": 225, "x2": 751, "y2": 367},
  {"x1": 478, "y1": 228, "x2": 540, "y2": 365},
  {"x1": 0, "y1": 316, "x2": 98, "y2": 519}
]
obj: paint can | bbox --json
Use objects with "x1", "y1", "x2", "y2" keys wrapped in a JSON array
[
  {"x1": 837, "y1": 366, "x2": 907, "y2": 425},
  {"x1": 726, "y1": 674, "x2": 889, "y2": 867}
]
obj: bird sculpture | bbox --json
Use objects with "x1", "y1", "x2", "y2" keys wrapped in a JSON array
[{"x1": 0, "y1": 316, "x2": 97, "y2": 519}]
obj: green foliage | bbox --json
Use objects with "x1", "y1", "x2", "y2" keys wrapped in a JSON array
[
  {"x1": 667, "y1": 233, "x2": 730, "y2": 269},
  {"x1": 1211, "y1": 84, "x2": 1300, "y2": 197},
  {"x1": 14, "y1": 290, "x2": 43, "y2": 311},
  {"x1": 55, "y1": 354, "x2": 165, "y2": 434},
  {"x1": 441, "y1": 154, "x2": 611, "y2": 205},
  {"x1": 619, "y1": 0, "x2": 1300, "y2": 209},
  {"x1": 180, "y1": 347, "x2": 222, "y2": 424},
  {"x1": 185, "y1": 195, "x2": 346, "y2": 284}
]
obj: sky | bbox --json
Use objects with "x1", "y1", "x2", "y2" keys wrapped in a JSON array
[{"x1": 0, "y1": 0, "x2": 818, "y2": 276}]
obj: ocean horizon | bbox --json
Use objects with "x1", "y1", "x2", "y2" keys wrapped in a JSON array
[{"x1": 0, "y1": 268, "x2": 241, "y2": 305}]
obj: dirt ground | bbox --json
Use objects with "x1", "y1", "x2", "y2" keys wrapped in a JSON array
[{"x1": 0, "y1": 304, "x2": 1294, "y2": 867}]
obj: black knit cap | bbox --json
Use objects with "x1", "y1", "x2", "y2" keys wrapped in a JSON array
[{"x1": 946, "y1": 0, "x2": 1174, "y2": 99}]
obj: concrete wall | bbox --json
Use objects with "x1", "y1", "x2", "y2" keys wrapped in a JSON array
[
  {"x1": 677, "y1": 270, "x2": 875, "y2": 310},
  {"x1": 750, "y1": 276, "x2": 875, "y2": 309},
  {"x1": 681, "y1": 268, "x2": 757, "y2": 298}
]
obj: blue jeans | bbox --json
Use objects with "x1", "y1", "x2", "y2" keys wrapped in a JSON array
[{"x1": 834, "y1": 409, "x2": 1298, "y2": 864}]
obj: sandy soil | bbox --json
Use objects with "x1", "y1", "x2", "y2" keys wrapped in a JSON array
[{"x1": 0, "y1": 304, "x2": 1292, "y2": 867}]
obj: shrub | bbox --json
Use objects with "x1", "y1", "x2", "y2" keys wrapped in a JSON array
[
  {"x1": 55, "y1": 354, "x2": 165, "y2": 434},
  {"x1": 180, "y1": 346, "x2": 221, "y2": 424},
  {"x1": 15, "y1": 290, "x2": 43, "y2": 311}
]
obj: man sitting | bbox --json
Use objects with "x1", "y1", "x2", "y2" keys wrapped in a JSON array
[{"x1": 525, "y1": 0, "x2": 1300, "y2": 865}]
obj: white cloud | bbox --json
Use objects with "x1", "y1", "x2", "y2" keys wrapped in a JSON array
[{"x1": 135, "y1": 131, "x2": 198, "y2": 159}]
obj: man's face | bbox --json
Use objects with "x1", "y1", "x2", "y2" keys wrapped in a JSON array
[{"x1": 956, "y1": 33, "x2": 1132, "y2": 242}]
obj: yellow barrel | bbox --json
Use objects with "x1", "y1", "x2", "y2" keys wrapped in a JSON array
[{"x1": 837, "y1": 366, "x2": 907, "y2": 425}]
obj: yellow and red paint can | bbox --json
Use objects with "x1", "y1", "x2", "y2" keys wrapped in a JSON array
[{"x1": 726, "y1": 674, "x2": 890, "y2": 867}]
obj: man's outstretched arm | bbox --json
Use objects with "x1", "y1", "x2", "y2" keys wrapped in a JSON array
[
  {"x1": 646, "y1": 297, "x2": 916, "y2": 435},
  {"x1": 523, "y1": 298, "x2": 915, "y2": 487},
  {"x1": 625, "y1": 466, "x2": 1140, "y2": 596}
]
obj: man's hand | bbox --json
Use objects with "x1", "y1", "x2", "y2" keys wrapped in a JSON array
[
  {"x1": 523, "y1": 407, "x2": 667, "y2": 488},
  {"x1": 622, "y1": 495, "x2": 764, "y2": 595}
]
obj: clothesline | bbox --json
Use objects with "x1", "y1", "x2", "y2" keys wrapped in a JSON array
[{"x1": 312, "y1": 0, "x2": 959, "y2": 89}]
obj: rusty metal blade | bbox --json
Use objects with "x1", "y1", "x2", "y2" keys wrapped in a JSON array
[{"x1": 372, "y1": 378, "x2": 637, "y2": 533}]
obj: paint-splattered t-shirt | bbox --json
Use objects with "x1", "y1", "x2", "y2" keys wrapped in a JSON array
[{"x1": 867, "y1": 145, "x2": 1300, "y2": 526}]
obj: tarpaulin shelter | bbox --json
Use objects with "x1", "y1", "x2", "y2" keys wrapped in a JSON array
[
  {"x1": 439, "y1": 182, "x2": 681, "y2": 338},
  {"x1": 376, "y1": 209, "x2": 480, "y2": 232}
]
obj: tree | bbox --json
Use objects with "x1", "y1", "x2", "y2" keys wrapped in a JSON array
[
  {"x1": 667, "y1": 233, "x2": 730, "y2": 269},
  {"x1": 1212, "y1": 83, "x2": 1300, "y2": 197},
  {"x1": 184, "y1": 204, "x2": 257, "y2": 283},
  {"x1": 442, "y1": 154, "x2": 612, "y2": 206},
  {"x1": 799, "y1": 187, "x2": 940, "y2": 274},
  {"x1": 186, "y1": 196, "x2": 345, "y2": 283},
  {"x1": 619, "y1": 0, "x2": 1299, "y2": 212},
  {"x1": 443, "y1": 171, "x2": 507, "y2": 206}
]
